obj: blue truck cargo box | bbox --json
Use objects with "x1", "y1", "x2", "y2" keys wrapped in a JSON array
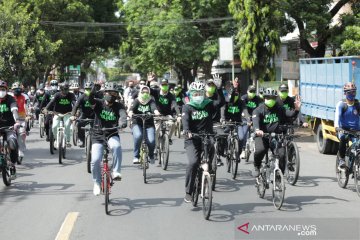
[{"x1": 300, "y1": 56, "x2": 360, "y2": 121}]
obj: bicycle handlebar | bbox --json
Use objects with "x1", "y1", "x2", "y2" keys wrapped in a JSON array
[{"x1": 337, "y1": 128, "x2": 360, "y2": 137}]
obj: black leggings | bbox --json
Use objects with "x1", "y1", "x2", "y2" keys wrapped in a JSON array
[{"x1": 253, "y1": 136, "x2": 285, "y2": 173}]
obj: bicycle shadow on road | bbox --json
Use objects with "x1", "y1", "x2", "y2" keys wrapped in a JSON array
[
  {"x1": 105, "y1": 197, "x2": 184, "y2": 216},
  {"x1": 213, "y1": 176, "x2": 255, "y2": 193},
  {"x1": 292, "y1": 175, "x2": 338, "y2": 188}
]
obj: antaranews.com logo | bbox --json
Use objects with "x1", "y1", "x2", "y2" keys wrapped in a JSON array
[{"x1": 237, "y1": 222, "x2": 317, "y2": 236}]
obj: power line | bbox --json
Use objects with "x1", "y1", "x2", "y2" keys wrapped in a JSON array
[{"x1": 40, "y1": 16, "x2": 234, "y2": 27}]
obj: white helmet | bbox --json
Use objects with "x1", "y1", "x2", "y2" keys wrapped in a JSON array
[
  {"x1": 189, "y1": 81, "x2": 205, "y2": 91},
  {"x1": 70, "y1": 82, "x2": 79, "y2": 90}
]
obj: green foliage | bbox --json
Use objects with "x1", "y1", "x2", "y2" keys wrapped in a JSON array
[{"x1": 341, "y1": 14, "x2": 360, "y2": 55}]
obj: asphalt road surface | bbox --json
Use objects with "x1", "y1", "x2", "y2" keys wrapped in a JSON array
[{"x1": 1, "y1": 126, "x2": 359, "y2": 240}]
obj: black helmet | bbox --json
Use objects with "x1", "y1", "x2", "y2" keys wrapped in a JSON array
[
  {"x1": 104, "y1": 82, "x2": 118, "y2": 92},
  {"x1": 279, "y1": 84, "x2": 288, "y2": 91},
  {"x1": 60, "y1": 81, "x2": 70, "y2": 90},
  {"x1": 84, "y1": 81, "x2": 94, "y2": 89},
  {"x1": 263, "y1": 88, "x2": 277, "y2": 97}
]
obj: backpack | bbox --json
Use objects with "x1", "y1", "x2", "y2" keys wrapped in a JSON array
[{"x1": 341, "y1": 99, "x2": 360, "y2": 115}]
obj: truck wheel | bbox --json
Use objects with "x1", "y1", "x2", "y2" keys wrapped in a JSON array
[
  {"x1": 316, "y1": 124, "x2": 333, "y2": 154},
  {"x1": 331, "y1": 141, "x2": 339, "y2": 155}
]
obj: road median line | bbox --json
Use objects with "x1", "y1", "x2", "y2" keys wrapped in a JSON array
[{"x1": 55, "y1": 212, "x2": 79, "y2": 240}]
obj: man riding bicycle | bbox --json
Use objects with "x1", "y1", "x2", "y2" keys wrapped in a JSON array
[
  {"x1": 252, "y1": 88, "x2": 301, "y2": 178},
  {"x1": 335, "y1": 82, "x2": 360, "y2": 168},
  {"x1": 88, "y1": 81, "x2": 127, "y2": 196},
  {"x1": 0, "y1": 80, "x2": 20, "y2": 178},
  {"x1": 40, "y1": 80, "x2": 59, "y2": 141},
  {"x1": 44, "y1": 82, "x2": 75, "y2": 148},
  {"x1": 33, "y1": 83, "x2": 46, "y2": 121},
  {"x1": 128, "y1": 85, "x2": 160, "y2": 164},
  {"x1": 182, "y1": 81, "x2": 222, "y2": 203},
  {"x1": 71, "y1": 82, "x2": 95, "y2": 147}
]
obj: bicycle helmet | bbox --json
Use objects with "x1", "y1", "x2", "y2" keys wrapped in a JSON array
[
  {"x1": 263, "y1": 88, "x2": 277, "y2": 97},
  {"x1": 50, "y1": 80, "x2": 58, "y2": 86},
  {"x1": 70, "y1": 82, "x2": 79, "y2": 90},
  {"x1": 344, "y1": 82, "x2": 356, "y2": 92},
  {"x1": 0, "y1": 80, "x2": 8, "y2": 89},
  {"x1": 279, "y1": 84, "x2": 288, "y2": 92},
  {"x1": 189, "y1": 81, "x2": 205, "y2": 91},
  {"x1": 104, "y1": 82, "x2": 118, "y2": 92},
  {"x1": 84, "y1": 81, "x2": 94, "y2": 89},
  {"x1": 11, "y1": 82, "x2": 21, "y2": 89}
]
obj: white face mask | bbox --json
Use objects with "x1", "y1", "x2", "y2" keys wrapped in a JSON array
[
  {"x1": 0, "y1": 90, "x2": 7, "y2": 98},
  {"x1": 192, "y1": 95, "x2": 204, "y2": 104}
]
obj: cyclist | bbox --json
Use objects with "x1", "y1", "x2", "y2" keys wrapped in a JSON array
[
  {"x1": 33, "y1": 84, "x2": 46, "y2": 121},
  {"x1": 182, "y1": 81, "x2": 221, "y2": 203},
  {"x1": 335, "y1": 82, "x2": 360, "y2": 168},
  {"x1": 88, "y1": 82, "x2": 127, "y2": 196},
  {"x1": 27, "y1": 86, "x2": 36, "y2": 102},
  {"x1": 0, "y1": 80, "x2": 20, "y2": 178},
  {"x1": 71, "y1": 82, "x2": 95, "y2": 147},
  {"x1": 128, "y1": 79, "x2": 147, "y2": 111},
  {"x1": 277, "y1": 84, "x2": 308, "y2": 127},
  {"x1": 150, "y1": 79, "x2": 180, "y2": 146},
  {"x1": 70, "y1": 82, "x2": 81, "y2": 101},
  {"x1": 8, "y1": 82, "x2": 30, "y2": 159},
  {"x1": 128, "y1": 85, "x2": 160, "y2": 164},
  {"x1": 40, "y1": 80, "x2": 59, "y2": 141},
  {"x1": 174, "y1": 84, "x2": 185, "y2": 110},
  {"x1": 252, "y1": 88, "x2": 301, "y2": 177},
  {"x1": 44, "y1": 82, "x2": 75, "y2": 148},
  {"x1": 123, "y1": 80, "x2": 135, "y2": 108}
]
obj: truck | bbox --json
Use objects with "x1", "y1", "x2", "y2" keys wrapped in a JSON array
[{"x1": 300, "y1": 56, "x2": 360, "y2": 154}]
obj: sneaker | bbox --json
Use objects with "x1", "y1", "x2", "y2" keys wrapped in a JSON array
[
  {"x1": 19, "y1": 150, "x2": 24, "y2": 158},
  {"x1": 10, "y1": 165, "x2": 16, "y2": 180},
  {"x1": 66, "y1": 142, "x2": 72, "y2": 148},
  {"x1": 338, "y1": 158, "x2": 346, "y2": 169},
  {"x1": 133, "y1": 158, "x2": 140, "y2": 164},
  {"x1": 79, "y1": 143, "x2": 85, "y2": 148},
  {"x1": 217, "y1": 159, "x2": 224, "y2": 166},
  {"x1": 169, "y1": 139, "x2": 173, "y2": 145},
  {"x1": 252, "y1": 167, "x2": 260, "y2": 178},
  {"x1": 184, "y1": 193, "x2": 192, "y2": 203},
  {"x1": 149, "y1": 157, "x2": 155, "y2": 164},
  {"x1": 54, "y1": 140, "x2": 58, "y2": 148},
  {"x1": 240, "y1": 151, "x2": 246, "y2": 159},
  {"x1": 112, "y1": 172, "x2": 122, "y2": 181},
  {"x1": 93, "y1": 183, "x2": 101, "y2": 196}
]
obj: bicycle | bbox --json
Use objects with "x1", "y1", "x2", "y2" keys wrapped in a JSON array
[
  {"x1": 132, "y1": 113, "x2": 156, "y2": 184},
  {"x1": 189, "y1": 132, "x2": 215, "y2": 220},
  {"x1": 255, "y1": 132, "x2": 286, "y2": 210},
  {"x1": 49, "y1": 111, "x2": 71, "y2": 164},
  {"x1": 39, "y1": 112, "x2": 45, "y2": 138},
  {"x1": 97, "y1": 126, "x2": 122, "y2": 215},
  {"x1": 0, "y1": 126, "x2": 15, "y2": 186},
  {"x1": 223, "y1": 121, "x2": 243, "y2": 179},
  {"x1": 154, "y1": 116, "x2": 174, "y2": 170},
  {"x1": 80, "y1": 119, "x2": 95, "y2": 173},
  {"x1": 335, "y1": 129, "x2": 360, "y2": 196},
  {"x1": 243, "y1": 126, "x2": 255, "y2": 163},
  {"x1": 282, "y1": 125, "x2": 301, "y2": 186},
  {"x1": 212, "y1": 124, "x2": 228, "y2": 190},
  {"x1": 174, "y1": 115, "x2": 182, "y2": 139}
]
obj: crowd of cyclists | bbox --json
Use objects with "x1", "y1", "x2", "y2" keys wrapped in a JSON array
[{"x1": 2, "y1": 72, "x2": 359, "y2": 206}]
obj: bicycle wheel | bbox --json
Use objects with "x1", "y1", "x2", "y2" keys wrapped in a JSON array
[
  {"x1": 62, "y1": 135, "x2": 67, "y2": 159},
  {"x1": 336, "y1": 154, "x2": 349, "y2": 188},
  {"x1": 39, "y1": 117, "x2": 44, "y2": 138},
  {"x1": 202, "y1": 174, "x2": 213, "y2": 220},
  {"x1": 103, "y1": 172, "x2": 110, "y2": 215},
  {"x1": 49, "y1": 126, "x2": 54, "y2": 155},
  {"x1": 256, "y1": 170, "x2": 266, "y2": 198},
  {"x1": 286, "y1": 142, "x2": 300, "y2": 185},
  {"x1": 231, "y1": 139, "x2": 239, "y2": 179},
  {"x1": 211, "y1": 145, "x2": 217, "y2": 191},
  {"x1": 86, "y1": 134, "x2": 92, "y2": 173},
  {"x1": 142, "y1": 147, "x2": 147, "y2": 184},
  {"x1": 354, "y1": 155, "x2": 360, "y2": 197},
  {"x1": 272, "y1": 169, "x2": 285, "y2": 210},
  {"x1": 192, "y1": 171, "x2": 200, "y2": 207},
  {"x1": 226, "y1": 141, "x2": 232, "y2": 173},
  {"x1": 72, "y1": 122, "x2": 78, "y2": 146},
  {"x1": 176, "y1": 121, "x2": 182, "y2": 139},
  {"x1": 1, "y1": 151, "x2": 11, "y2": 186},
  {"x1": 58, "y1": 133, "x2": 63, "y2": 164},
  {"x1": 161, "y1": 134, "x2": 169, "y2": 170}
]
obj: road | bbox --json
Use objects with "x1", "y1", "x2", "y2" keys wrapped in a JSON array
[{"x1": 0, "y1": 126, "x2": 359, "y2": 240}]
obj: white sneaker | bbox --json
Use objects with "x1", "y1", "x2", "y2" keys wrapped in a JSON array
[
  {"x1": 133, "y1": 158, "x2": 140, "y2": 164},
  {"x1": 93, "y1": 183, "x2": 101, "y2": 196},
  {"x1": 19, "y1": 150, "x2": 24, "y2": 158},
  {"x1": 240, "y1": 151, "x2": 246, "y2": 159},
  {"x1": 54, "y1": 140, "x2": 58, "y2": 148},
  {"x1": 112, "y1": 172, "x2": 122, "y2": 181}
]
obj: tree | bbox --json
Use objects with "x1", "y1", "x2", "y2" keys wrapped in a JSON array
[
  {"x1": 229, "y1": 0, "x2": 284, "y2": 84},
  {"x1": 341, "y1": 14, "x2": 360, "y2": 55},
  {"x1": 0, "y1": 0, "x2": 60, "y2": 84}
]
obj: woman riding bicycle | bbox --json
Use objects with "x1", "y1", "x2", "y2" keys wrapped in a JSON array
[
  {"x1": 182, "y1": 81, "x2": 222, "y2": 203},
  {"x1": 89, "y1": 82, "x2": 127, "y2": 196},
  {"x1": 128, "y1": 85, "x2": 160, "y2": 164}
]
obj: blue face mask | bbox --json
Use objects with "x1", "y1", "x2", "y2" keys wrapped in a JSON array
[{"x1": 346, "y1": 93, "x2": 356, "y2": 101}]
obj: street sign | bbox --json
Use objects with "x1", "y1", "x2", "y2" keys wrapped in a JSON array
[
  {"x1": 69, "y1": 65, "x2": 81, "y2": 76},
  {"x1": 219, "y1": 37, "x2": 233, "y2": 61}
]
